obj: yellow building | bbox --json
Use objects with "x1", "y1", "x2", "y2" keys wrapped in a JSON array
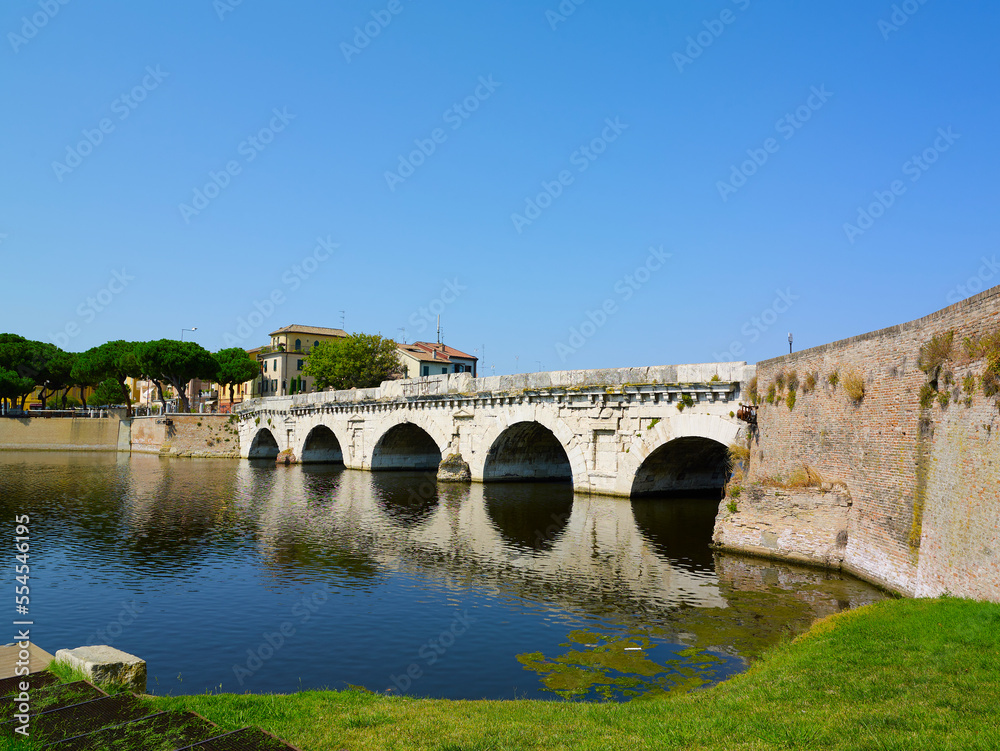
[{"x1": 250, "y1": 325, "x2": 348, "y2": 399}]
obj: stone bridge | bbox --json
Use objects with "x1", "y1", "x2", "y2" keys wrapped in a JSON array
[{"x1": 235, "y1": 363, "x2": 755, "y2": 497}]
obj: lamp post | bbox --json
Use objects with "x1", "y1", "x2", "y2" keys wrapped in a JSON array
[
  {"x1": 181, "y1": 327, "x2": 197, "y2": 341},
  {"x1": 788, "y1": 332, "x2": 793, "y2": 354}
]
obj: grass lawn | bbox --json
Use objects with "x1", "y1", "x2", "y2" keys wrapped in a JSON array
[{"x1": 149, "y1": 597, "x2": 1000, "y2": 750}]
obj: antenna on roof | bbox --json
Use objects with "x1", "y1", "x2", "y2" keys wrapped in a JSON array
[
  {"x1": 340, "y1": 310, "x2": 345, "y2": 330},
  {"x1": 436, "y1": 315, "x2": 441, "y2": 345},
  {"x1": 398, "y1": 327, "x2": 406, "y2": 344}
]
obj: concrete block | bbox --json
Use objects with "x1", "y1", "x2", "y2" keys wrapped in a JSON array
[{"x1": 55, "y1": 645, "x2": 146, "y2": 693}]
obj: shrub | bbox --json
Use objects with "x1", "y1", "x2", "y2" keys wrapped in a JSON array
[
  {"x1": 919, "y1": 384, "x2": 936, "y2": 409},
  {"x1": 918, "y1": 331, "x2": 955, "y2": 374},
  {"x1": 828, "y1": 371, "x2": 839, "y2": 387},
  {"x1": 775, "y1": 372, "x2": 786, "y2": 390},
  {"x1": 676, "y1": 393, "x2": 694, "y2": 412},
  {"x1": 710, "y1": 373, "x2": 720, "y2": 382},
  {"x1": 748, "y1": 376, "x2": 759, "y2": 404},
  {"x1": 963, "y1": 374, "x2": 976, "y2": 395},
  {"x1": 726, "y1": 500, "x2": 738, "y2": 514},
  {"x1": 786, "y1": 389, "x2": 797, "y2": 410},
  {"x1": 804, "y1": 372, "x2": 817, "y2": 393},
  {"x1": 842, "y1": 370, "x2": 865, "y2": 403},
  {"x1": 646, "y1": 418, "x2": 660, "y2": 430},
  {"x1": 937, "y1": 391, "x2": 950, "y2": 408},
  {"x1": 728, "y1": 442, "x2": 750, "y2": 466},
  {"x1": 787, "y1": 371, "x2": 800, "y2": 392},
  {"x1": 787, "y1": 466, "x2": 823, "y2": 488},
  {"x1": 766, "y1": 385, "x2": 776, "y2": 404}
]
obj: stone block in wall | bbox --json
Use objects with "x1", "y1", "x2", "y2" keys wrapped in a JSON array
[
  {"x1": 713, "y1": 485, "x2": 851, "y2": 570},
  {"x1": 54, "y1": 645, "x2": 146, "y2": 693}
]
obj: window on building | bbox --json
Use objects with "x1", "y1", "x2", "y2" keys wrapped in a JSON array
[
  {"x1": 297, "y1": 359, "x2": 303, "y2": 371},
  {"x1": 421, "y1": 365, "x2": 428, "y2": 376},
  {"x1": 314, "y1": 340, "x2": 319, "y2": 349},
  {"x1": 263, "y1": 360, "x2": 268, "y2": 372},
  {"x1": 295, "y1": 339, "x2": 301, "y2": 351}
]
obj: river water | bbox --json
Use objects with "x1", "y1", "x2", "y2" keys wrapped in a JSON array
[{"x1": 0, "y1": 452, "x2": 887, "y2": 700}]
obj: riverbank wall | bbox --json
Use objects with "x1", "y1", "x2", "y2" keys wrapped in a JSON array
[
  {"x1": 123, "y1": 415, "x2": 240, "y2": 458},
  {"x1": 0, "y1": 417, "x2": 120, "y2": 451},
  {"x1": 0, "y1": 414, "x2": 240, "y2": 457},
  {"x1": 715, "y1": 284, "x2": 1000, "y2": 601}
]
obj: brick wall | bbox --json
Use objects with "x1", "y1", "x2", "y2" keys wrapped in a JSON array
[
  {"x1": 127, "y1": 415, "x2": 240, "y2": 458},
  {"x1": 748, "y1": 284, "x2": 1000, "y2": 599}
]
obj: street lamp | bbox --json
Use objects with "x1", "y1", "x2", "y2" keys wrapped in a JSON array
[
  {"x1": 181, "y1": 327, "x2": 198, "y2": 341},
  {"x1": 788, "y1": 332, "x2": 793, "y2": 354}
]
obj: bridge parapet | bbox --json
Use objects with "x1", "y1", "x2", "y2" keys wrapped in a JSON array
[{"x1": 235, "y1": 362, "x2": 755, "y2": 415}]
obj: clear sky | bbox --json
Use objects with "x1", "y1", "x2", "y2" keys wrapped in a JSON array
[{"x1": 2, "y1": 1, "x2": 998, "y2": 375}]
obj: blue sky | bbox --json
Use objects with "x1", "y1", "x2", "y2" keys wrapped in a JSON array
[{"x1": 2, "y1": 1, "x2": 998, "y2": 375}]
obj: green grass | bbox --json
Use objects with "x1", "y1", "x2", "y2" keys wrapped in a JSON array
[{"x1": 143, "y1": 597, "x2": 1000, "y2": 751}]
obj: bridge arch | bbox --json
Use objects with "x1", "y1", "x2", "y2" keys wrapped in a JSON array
[
  {"x1": 370, "y1": 421, "x2": 445, "y2": 470},
  {"x1": 615, "y1": 413, "x2": 743, "y2": 497},
  {"x1": 474, "y1": 411, "x2": 586, "y2": 485},
  {"x1": 248, "y1": 427, "x2": 280, "y2": 460},
  {"x1": 300, "y1": 425, "x2": 345, "y2": 464}
]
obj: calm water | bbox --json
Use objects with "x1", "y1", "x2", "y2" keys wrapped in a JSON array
[{"x1": 0, "y1": 452, "x2": 887, "y2": 700}]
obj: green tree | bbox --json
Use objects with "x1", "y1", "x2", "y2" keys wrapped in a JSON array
[
  {"x1": 304, "y1": 333, "x2": 401, "y2": 391},
  {"x1": 136, "y1": 339, "x2": 218, "y2": 412},
  {"x1": 72, "y1": 341, "x2": 143, "y2": 417},
  {"x1": 215, "y1": 347, "x2": 261, "y2": 408},
  {"x1": 0, "y1": 367, "x2": 35, "y2": 410},
  {"x1": 0, "y1": 337, "x2": 75, "y2": 410},
  {"x1": 86, "y1": 378, "x2": 130, "y2": 407}
]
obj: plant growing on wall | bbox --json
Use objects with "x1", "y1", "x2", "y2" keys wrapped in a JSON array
[
  {"x1": 842, "y1": 369, "x2": 865, "y2": 403},
  {"x1": 676, "y1": 393, "x2": 694, "y2": 412},
  {"x1": 827, "y1": 371, "x2": 839, "y2": 387},
  {"x1": 786, "y1": 390, "x2": 797, "y2": 410}
]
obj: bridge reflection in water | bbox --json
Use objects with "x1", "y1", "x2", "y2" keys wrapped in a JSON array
[{"x1": 229, "y1": 462, "x2": 886, "y2": 697}]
